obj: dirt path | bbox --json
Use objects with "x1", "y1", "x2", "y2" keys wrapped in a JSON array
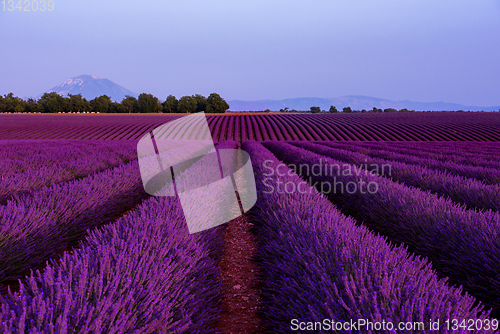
[{"x1": 215, "y1": 215, "x2": 261, "y2": 333}]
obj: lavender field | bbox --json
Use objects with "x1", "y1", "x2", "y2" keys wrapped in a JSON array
[
  {"x1": 2, "y1": 113, "x2": 500, "y2": 141},
  {"x1": 1, "y1": 114, "x2": 500, "y2": 333}
]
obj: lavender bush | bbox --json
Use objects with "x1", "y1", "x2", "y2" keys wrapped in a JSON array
[
  {"x1": 290, "y1": 141, "x2": 500, "y2": 213},
  {"x1": 329, "y1": 141, "x2": 500, "y2": 170},
  {"x1": 0, "y1": 140, "x2": 138, "y2": 205},
  {"x1": 263, "y1": 140, "x2": 500, "y2": 316},
  {"x1": 0, "y1": 160, "x2": 147, "y2": 283},
  {"x1": 318, "y1": 142, "x2": 500, "y2": 185},
  {"x1": 0, "y1": 140, "x2": 136, "y2": 178},
  {"x1": 372, "y1": 141, "x2": 500, "y2": 158},
  {"x1": 243, "y1": 141, "x2": 492, "y2": 333},
  {"x1": 0, "y1": 195, "x2": 224, "y2": 333}
]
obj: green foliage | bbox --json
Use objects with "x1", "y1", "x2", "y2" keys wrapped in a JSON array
[
  {"x1": 39, "y1": 92, "x2": 66, "y2": 113},
  {"x1": 90, "y1": 95, "x2": 112, "y2": 113},
  {"x1": 137, "y1": 93, "x2": 162, "y2": 113},
  {"x1": 162, "y1": 95, "x2": 178, "y2": 113},
  {"x1": 108, "y1": 102, "x2": 125, "y2": 113},
  {"x1": 66, "y1": 94, "x2": 91, "y2": 113},
  {"x1": 121, "y1": 96, "x2": 138, "y2": 113},
  {"x1": 192, "y1": 94, "x2": 207, "y2": 113},
  {"x1": 25, "y1": 98, "x2": 43, "y2": 113},
  {"x1": 329, "y1": 106, "x2": 338, "y2": 113},
  {"x1": 342, "y1": 106, "x2": 352, "y2": 113},
  {"x1": 310, "y1": 106, "x2": 321, "y2": 113},
  {"x1": 206, "y1": 93, "x2": 229, "y2": 113},
  {"x1": 0, "y1": 91, "x2": 229, "y2": 113},
  {"x1": 178, "y1": 95, "x2": 198, "y2": 113},
  {"x1": 0, "y1": 93, "x2": 27, "y2": 113}
]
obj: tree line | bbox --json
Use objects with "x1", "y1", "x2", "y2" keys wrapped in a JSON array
[{"x1": 0, "y1": 92, "x2": 230, "y2": 114}]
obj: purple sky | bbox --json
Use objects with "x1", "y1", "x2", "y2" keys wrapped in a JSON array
[{"x1": 1, "y1": 0, "x2": 499, "y2": 106}]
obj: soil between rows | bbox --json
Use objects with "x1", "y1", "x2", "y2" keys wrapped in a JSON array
[{"x1": 215, "y1": 215, "x2": 262, "y2": 334}]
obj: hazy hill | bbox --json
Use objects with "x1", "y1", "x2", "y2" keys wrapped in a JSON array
[{"x1": 228, "y1": 95, "x2": 500, "y2": 112}]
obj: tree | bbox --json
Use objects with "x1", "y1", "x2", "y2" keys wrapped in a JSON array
[
  {"x1": 162, "y1": 95, "x2": 178, "y2": 113},
  {"x1": 0, "y1": 93, "x2": 10, "y2": 113},
  {"x1": 25, "y1": 98, "x2": 43, "y2": 113},
  {"x1": 329, "y1": 106, "x2": 338, "y2": 113},
  {"x1": 192, "y1": 94, "x2": 207, "y2": 112},
  {"x1": 206, "y1": 93, "x2": 229, "y2": 113},
  {"x1": 90, "y1": 95, "x2": 111, "y2": 113},
  {"x1": 121, "y1": 96, "x2": 138, "y2": 113},
  {"x1": 39, "y1": 92, "x2": 66, "y2": 113},
  {"x1": 66, "y1": 93, "x2": 91, "y2": 113},
  {"x1": 342, "y1": 106, "x2": 352, "y2": 113},
  {"x1": 0, "y1": 93, "x2": 27, "y2": 113},
  {"x1": 178, "y1": 95, "x2": 198, "y2": 113},
  {"x1": 109, "y1": 102, "x2": 126, "y2": 113},
  {"x1": 310, "y1": 106, "x2": 321, "y2": 113},
  {"x1": 384, "y1": 108, "x2": 397, "y2": 113},
  {"x1": 137, "y1": 93, "x2": 162, "y2": 113}
]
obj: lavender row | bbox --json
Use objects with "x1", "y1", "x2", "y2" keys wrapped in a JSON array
[
  {"x1": 320, "y1": 142, "x2": 500, "y2": 185},
  {"x1": 0, "y1": 160, "x2": 148, "y2": 283},
  {"x1": 334, "y1": 141, "x2": 500, "y2": 170},
  {"x1": 325, "y1": 141, "x2": 500, "y2": 159},
  {"x1": 0, "y1": 195, "x2": 224, "y2": 333},
  {"x1": 361, "y1": 142, "x2": 500, "y2": 165},
  {"x1": 351, "y1": 141, "x2": 500, "y2": 159},
  {"x1": 290, "y1": 141, "x2": 500, "y2": 213},
  {"x1": 263, "y1": 141, "x2": 500, "y2": 316},
  {"x1": 243, "y1": 141, "x2": 491, "y2": 333},
  {"x1": 0, "y1": 140, "x2": 137, "y2": 178},
  {"x1": 387, "y1": 141, "x2": 500, "y2": 153},
  {"x1": 384, "y1": 141, "x2": 500, "y2": 156},
  {"x1": 0, "y1": 143, "x2": 138, "y2": 206}
]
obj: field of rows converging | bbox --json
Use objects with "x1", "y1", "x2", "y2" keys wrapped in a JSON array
[
  {"x1": 1, "y1": 113, "x2": 500, "y2": 333},
  {"x1": 2, "y1": 113, "x2": 500, "y2": 141}
]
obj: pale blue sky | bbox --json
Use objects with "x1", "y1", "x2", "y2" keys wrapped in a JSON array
[{"x1": 1, "y1": 0, "x2": 499, "y2": 106}]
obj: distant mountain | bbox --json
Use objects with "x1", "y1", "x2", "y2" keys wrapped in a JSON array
[
  {"x1": 228, "y1": 95, "x2": 500, "y2": 112},
  {"x1": 39, "y1": 75, "x2": 137, "y2": 102}
]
